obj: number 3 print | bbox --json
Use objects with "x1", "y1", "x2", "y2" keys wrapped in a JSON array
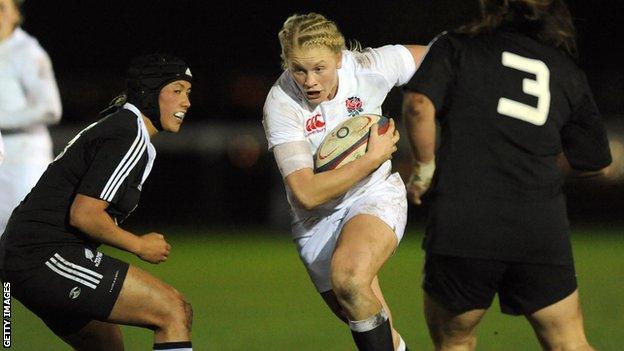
[{"x1": 497, "y1": 51, "x2": 551, "y2": 126}]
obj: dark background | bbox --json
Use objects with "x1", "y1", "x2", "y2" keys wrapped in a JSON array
[{"x1": 17, "y1": 0, "x2": 624, "y2": 229}]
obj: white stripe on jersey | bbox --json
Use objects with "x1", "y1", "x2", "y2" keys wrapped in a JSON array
[
  {"x1": 100, "y1": 118, "x2": 147, "y2": 202},
  {"x1": 45, "y1": 254, "x2": 102, "y2": 289}
]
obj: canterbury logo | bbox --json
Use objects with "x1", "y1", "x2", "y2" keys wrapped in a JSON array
[
  {"x1": 45, "y1": 253, "x2": 103, "y2": 290},
  {"x1": 305, "y1": 113, "x2": 326, "y2": 133}
]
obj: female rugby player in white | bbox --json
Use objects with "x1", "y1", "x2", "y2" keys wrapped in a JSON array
[
  {"x1": 0, "y1": 0, "x2": 62, "y2": 234},
  {"x1": 262, "y1": 12, "x2": 426, "y2": 351}
]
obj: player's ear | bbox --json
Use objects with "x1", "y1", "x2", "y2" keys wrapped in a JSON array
[{"x1": 336, "y1": 52, "x2": 343, "y2": 69}]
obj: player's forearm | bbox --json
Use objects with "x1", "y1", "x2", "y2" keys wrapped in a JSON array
[
  {"x1": 0, "y1": 106, "x2": 61, "y2": 130},
  {"x1": 288, "y1": 156, "x2": 379, "y2": 210},
  {"x1": 403, "y1": 93, "x2": 436, "y2": 163},
  {"x1": 405, "y1": 114, "x2": 435, "y2": 163},
  {"x1": 556, "y1": 152, "x2": 609, "y2": 179},
  {"x1": 70, "y1": 210, "x2": 141, "y2": 255}
]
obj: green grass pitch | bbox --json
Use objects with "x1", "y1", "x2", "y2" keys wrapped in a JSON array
[{"x1": 7, "y1": 226, "x2": 624, "y2": 350}]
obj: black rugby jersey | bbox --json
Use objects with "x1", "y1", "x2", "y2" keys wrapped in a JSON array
[
  {"x1": 404, "y1": 31, "x2": 611, "y2": 263},
  {"x1": 0, "y1": 104, "x2": 155, "y2": 269}
]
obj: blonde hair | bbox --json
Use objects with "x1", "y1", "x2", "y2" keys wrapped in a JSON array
[{"x1": 278, "y1": 13, "x2": 347, "y2": 70}]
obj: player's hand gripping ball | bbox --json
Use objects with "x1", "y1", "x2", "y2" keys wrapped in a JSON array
[{"x1": 314, "y1": 114, "x2": 389, "y2": 172}]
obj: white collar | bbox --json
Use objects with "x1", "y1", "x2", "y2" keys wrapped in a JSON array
[
  {"x1": 123, "y1": 102, "x2": 142, "y2": 118},
  {"x1": 0, "y1": 27, "x2": 26, "y2": 49},
  {"x1": 123, "y1": 102, "x2": 151, "y2": 139}
]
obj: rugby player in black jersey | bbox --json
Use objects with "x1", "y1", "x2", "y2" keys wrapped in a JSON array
[
  {"x1": 403, "y1": 1, "x2": 611, "y2": 350},
  {"x1": 0, "y1": 54, "x2": 194, "y2": 351}
]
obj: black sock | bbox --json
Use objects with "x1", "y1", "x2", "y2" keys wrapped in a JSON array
[
  {"x1": 350, "y1": 318, "x2": 394, "y2": 351},
  {"x1": 153, "y1": 341, "x2": 193, "y2": 350}
]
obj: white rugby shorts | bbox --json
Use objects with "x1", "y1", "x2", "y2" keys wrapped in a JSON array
[{"x1": 293, "y1": 172, "x2": 408, "y2": 292}]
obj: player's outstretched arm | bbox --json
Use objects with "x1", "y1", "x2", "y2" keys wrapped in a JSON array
[
  {"x1": 404, "y1": 45, "x2": 428, "y2": 67},
  {"x1": 285, "y1": 119, "x2": 399, "y2": 210},
  {"x1": 403, "y1": 91, "x2": 436, "y2": 205},
  {"x1": 69, "y1": 194, "x2": 170, "y2": 264}
]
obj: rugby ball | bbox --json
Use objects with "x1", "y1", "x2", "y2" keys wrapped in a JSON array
[{"x1": 314, "y1": 114, "x2": 390, "y2": 173}]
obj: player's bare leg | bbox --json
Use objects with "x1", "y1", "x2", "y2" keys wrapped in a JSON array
[
  {"x1": 424, "y1": 293, "x2": 486, "y2": 351},
  {"x1": 60, "y1": 320, "x2": 123, "y2": 351},
  {"x1": 107, "y1": 266, "x2": 193, "y2": 349},
  {"x1": 321, "y1": 277, "x2": 406, "y2": 350},
  {"x1": 526, "y1": 290, "x2": 595, "y2": 351},
  {"x1": 330, "y1": 214, "x2": 404, "y2": 350}
]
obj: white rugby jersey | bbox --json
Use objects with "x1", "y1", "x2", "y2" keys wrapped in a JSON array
[
  {"x1": 263, "y1": 45, "x2": 415, "y2": 230},
  {"x1": 0, "y1": 27, "x2": 62, "y2": 163},
  {"x1": 0, "y1": 131, "x2": 4, "y2": 164}
]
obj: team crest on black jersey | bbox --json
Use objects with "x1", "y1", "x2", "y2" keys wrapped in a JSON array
[{"x1": 345, "y1": 97, "x2": 363, "y2": 116}]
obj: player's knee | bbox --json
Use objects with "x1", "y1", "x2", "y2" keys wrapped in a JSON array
[
  {"x1": 183, "y1": 299, "x2": 193, "y2": 331},
  {"x1": 435, "y1": 330, "x2": 477, "y2": 349},
  {"x1": 154, "y1": 287, "x2": 193, "y2": 332},
  {"x1": 428, "y1": 321, "x2": 477, "y2": 349},
  {"x1": 170, "y1": 293, "x2": 193, "y2": 331},
  {"x1": 331, "y1": 268, "x2": 367, "y2": 307},
  {"x1": 451, "y1": 334, "x2": 477, "y2": 349}
]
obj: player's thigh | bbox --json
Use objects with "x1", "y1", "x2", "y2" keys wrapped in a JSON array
[
  {"x1": 332, "y1": 213, "x2": 398, "y2": 278},
  {"x1": 332, "y1": 173, "x2": 408, "y2": 278},
  {"x1": 526, "y1": 290, "x2": 590, "y2": 348},
  {"x1": 107, "y1": 265, "x2": 189, "y2": 327},
  {"x1": 60, "y1": 320, "x2": 123, "y2": 351},
  {"x1": 295, "y1": 173, "x2": 407, "y2": 293}
]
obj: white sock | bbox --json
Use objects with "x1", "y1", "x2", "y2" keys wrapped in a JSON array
[
  {"x1": 396, "y1": 336, "x2": 406, "y2": 351},
  {"x1": 348, "y1": 308, "x2": 389, "y2": 332}
]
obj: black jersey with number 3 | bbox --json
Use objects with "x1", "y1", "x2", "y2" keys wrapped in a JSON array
[
  {"x1": 0, "y1": 106, "x2": 155, "y2": 270},
  {"x1": 404, "y1": 31, "x2": 611, "y2": 264}
]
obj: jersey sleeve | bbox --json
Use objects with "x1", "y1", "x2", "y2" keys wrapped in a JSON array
[
  {"x1": 356, "y1": 45, "x2": 416, "y2": 88},
  {"x1": 77, "y1": 122, "x2": 148, "y2": 204},
  {"x1": 560, "y1": 71, "x2": 612, "y2": 171},
  {"x1": 262, "y1": 88, "x2": 306, "y2": 150},
  {"x1": 403, "y1": 32, "x2": 457, "y2": 112}
]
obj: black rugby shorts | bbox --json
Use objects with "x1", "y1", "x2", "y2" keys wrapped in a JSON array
[
  {"x1": 422, "y1": 254, "x2": 577, "y2": 315},
  {"x1": 2, "y1": 246, "x2": 129, "y2": 335}
]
